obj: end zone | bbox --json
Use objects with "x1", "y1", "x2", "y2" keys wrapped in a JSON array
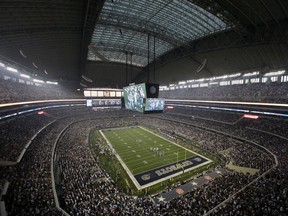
[{"x1": 135, "y1": 155, "x2": 211, "y2": 187}]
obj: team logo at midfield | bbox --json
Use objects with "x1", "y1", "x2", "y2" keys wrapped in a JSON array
[{"x1": 141, "y1": 174, "x2": 151, "y2": 181}]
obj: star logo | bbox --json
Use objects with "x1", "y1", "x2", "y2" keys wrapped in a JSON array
[
  {"x1": 191, "y1": 181, "x2": 198, "y2": 186},
  {"x1": 157, "y1": 196, "x2": 166, "y2": 202}
]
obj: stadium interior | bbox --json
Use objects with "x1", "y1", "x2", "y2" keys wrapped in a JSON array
[{"x1": 1, "y1": 0, "x2": 288, "y2": 215}]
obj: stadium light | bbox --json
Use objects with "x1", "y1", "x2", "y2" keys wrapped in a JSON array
[
  {"x1": 196, "y1": 78, "x2": 205, "y2": 82},
  {"x1": 244, "y1": 114, "x2": 259, "y2": 119},
  {"x1": 33, "y1": 79, "x2": 44, "y2": 83},
  {"x1": 20, "y1": 74, "x2": 30, "y2": 78},
  {"x1": 178, "y1": 81, "x2": 186, "y2": 85},
  {"x1": 264, "y1": 70, "x2": 285, "y2": 77},
  {"x1": 243, "y1": 71, "x2": 259, "y2": 77},
  {"x1": 46, "y1": 81, "x2": 58, "y2": 85},
  {"x1": 6, "y1": 67, "x2": 18, "y2": 72}
]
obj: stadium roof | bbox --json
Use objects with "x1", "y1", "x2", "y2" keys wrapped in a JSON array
[
  {"x1": 87, "y1": 0, "x2": 233, "y2": 67},
  {"x1": 0, "y1": 0, "x2": 288, "y2": 85}
]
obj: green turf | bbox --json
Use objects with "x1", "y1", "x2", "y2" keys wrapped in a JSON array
[{"x1": 101, "y1": 126, "x2": 196, "y2": 175}]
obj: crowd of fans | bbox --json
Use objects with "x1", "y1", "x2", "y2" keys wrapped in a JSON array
[
  {"x1": 165, "y1": 107, "x2": 242, "y2": 124},
  {"x1": 51, "y1": 110, "x2": 278, "y2": 215},
  {"x1": 0, "y1": 78, "x2": 83, "y2": 104},
  {"x1": 57, "y1": 119, "x2": 145, "y2": 215},
  {"x1": 217, "y1": 132, "x2": 288, "y2": 215},
  {"x1": 159, "y1": 82, "x2": 288, "y2": 103},
  {"x1": 164, "y1": 107, "x2": 288, "y2": 215},
  {"x1": 246, "y1": 117, "x2": 288, "y2": 138},
  {"x1": 1, "y1": 105, "x2": 288, "y2": 215},
  {"x1": 1, "y1": 107, "x2": 107, "y2": 215},
  {"x1": 4, "y1": 120, "x2": 67, "y2": 215},
  {"x1": 0, "y1": 106, "x2": 93, "y2": 162},
  {"x1": 2, "y1": 73, "x2": 288, "y2": 105},
  {"x1": 0, "y1": 114, "x2": 54, "y2": 161},
  {"x1": 141, "y1": 116, "x2": 274, "y2": 172}
]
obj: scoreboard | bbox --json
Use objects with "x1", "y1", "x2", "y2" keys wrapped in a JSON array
[
  {"x1": 86, "y1": 99, "x2": 121, "y2": 107},
  {"x1": 84, "y1": 88, "x2": 123, "y2": 98}
]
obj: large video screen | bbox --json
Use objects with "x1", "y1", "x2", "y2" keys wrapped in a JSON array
[
  {"x1": 123, "y1": 83, "x2": 147, "y2": 112},
  {"x1": 144, "y1": 98, "x2": 165, "y2": 111}
]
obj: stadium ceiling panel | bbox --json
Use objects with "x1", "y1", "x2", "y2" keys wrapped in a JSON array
[
  {"x1": 88, "y1": 0, "x2": 232, "y2": 67},
  {"x1": 0, "y1": 0, "x2": 105, "y2": 81}
]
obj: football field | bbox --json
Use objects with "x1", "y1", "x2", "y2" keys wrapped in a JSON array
[{"x1": 100, "y1": 126, "x2": 212, "y2": 189}]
